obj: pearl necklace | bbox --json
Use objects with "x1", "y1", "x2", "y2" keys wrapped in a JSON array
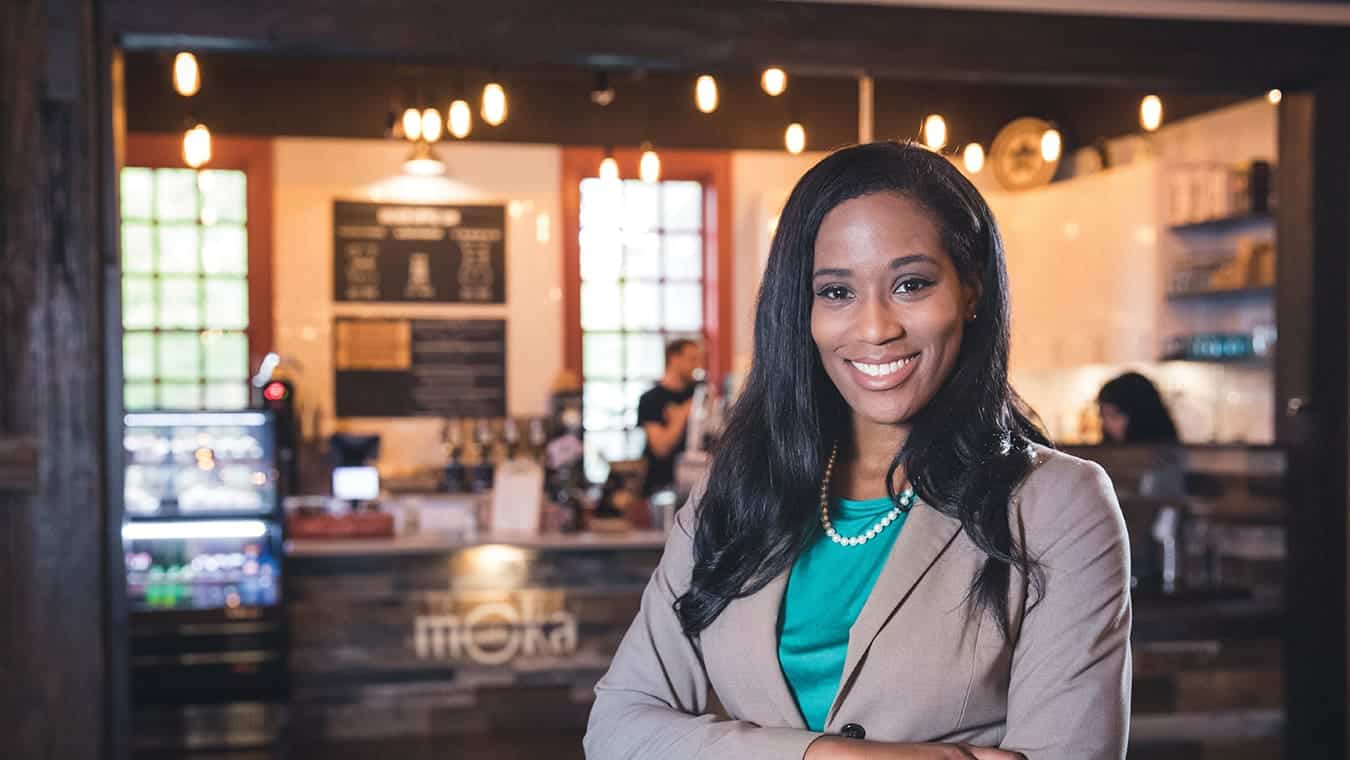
[{"x1": 819, "y1": 443, "x2": 915, "y2": 547}]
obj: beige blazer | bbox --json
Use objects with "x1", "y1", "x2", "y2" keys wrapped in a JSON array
[{"x1": 584, "y1": 445, "x2": 1132, "y2": 760}]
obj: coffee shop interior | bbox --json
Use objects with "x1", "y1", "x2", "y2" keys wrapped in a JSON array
[{"x1": 7, "y1": 2, "x2": 1350, "y2": 759}]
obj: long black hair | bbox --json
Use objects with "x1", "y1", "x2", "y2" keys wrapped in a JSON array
[
  {"x1": 1098, "y1": 371, "x2": 1179, "y2": 443},
  {"x1": 674, "y1": 141, "x2": 1049, "y2": 641}
]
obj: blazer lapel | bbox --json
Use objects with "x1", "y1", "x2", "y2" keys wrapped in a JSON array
[
  {"x1": 716, "y1": 567, "x2": 806, "y2": 729},
  {"x1": 826, "y1": 500, "x2": 963, "y2": 726}
]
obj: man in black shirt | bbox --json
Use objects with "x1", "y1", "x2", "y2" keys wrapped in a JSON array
[{"x1": 636, "y1": 339, "x2": 703, "y2": 496}]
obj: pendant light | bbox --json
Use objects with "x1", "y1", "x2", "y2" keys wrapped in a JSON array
[
  {"x1": 183, "y1": 123, "x2": 212, "y2": 168},
  {"x1": 421, "y1": 107, "x2": 443, "y2": 143},
  {"x1": 761, "y1": 67, "x2": 787, "y2": 96},
  {"x1": 695, "y1": 75, "x2": 719, "y2": 114},
  {"x1": 1140, "y1": 95, "x2": 1163, "y2": 132},
  {"x1": 173, "y1": 52, "x2": 201, "y2": 97},
  {"x1": 1040, "y1": 128, "x2": 1062, "y2": 162},
  {"x1": 482, "y1": 81, "x2": 508, "y2": 126},
  {"x1": 639, "y1": 142, "x2": 661, "y2": 183},
  {"x1": 923, "y1": 114, "x2": 948, "y2": 151},
  {"x1": 1267, "y1": 88, "x2": 1283, "y2": 105},
  {"x1": 599, "y1": 151, "x2": 620, "y2": 181},
  {"x1": 401, "y1": 108, "x2": 423, "y2": 142},
  {"x1": 448, "y1": 99, "x2": 472, "y2": 139},
  {"x1": 963, "y1": 143, "x2": 985, "y2": 174},
  {"x1": 785, "y1": 122, "x2": 806, "y2": 155}
]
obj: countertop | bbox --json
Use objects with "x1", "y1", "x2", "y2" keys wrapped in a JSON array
[{"x1": 286, "y1": 529, "x2": 669, "y2": 557}]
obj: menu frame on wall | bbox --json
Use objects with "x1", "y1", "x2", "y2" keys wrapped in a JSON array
[
  {"x1": 333, "y1": 200, "x2": 506, "y2": 304},
  {"x1": 334, "y1": 318, "x2": 507, "y2": 418}
]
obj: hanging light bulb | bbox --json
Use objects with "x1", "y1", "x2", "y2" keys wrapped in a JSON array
[
  {"x1": 183, "y1": 123, "x2": 212, "y2": 168},
  {"x1": 923, "y1": 114, "x2": 948, "y2": 151},
  {"x1": 1267, "y1": 88, "x2": 1283, "y2": 105},
  {"x1": 639, "y1": 143, "x2": 661, "y2": 183},
  {"x1": 1140, "y1": 95, "x2": 1163, "y2": 132},
  {"x1": 695, "y1": 75, "x2": 719, "y2": 114},
  {"x1": 421, "y1": 107, "x2": 443, "y2": 142},
  {"x1": 785, "y1": 123, "x2": 806, "y2": 155},
  {"x1": 173, "y1": 52, "x2": 201, "y2": 97},
  {"x1": 599, "y1": 152, "x2": 620, "y2": 181},
  {"x1": 761, "y1": 67, "x2": 787, "y2": 97},
  {"x1": 482, "y1": 82, "x2": 508, "y2": 126},
  {"x1": 401, "y1": 108, "x2": 423, "y2": 142},
  {"x1": 1040, "y1": 128, "x2": 1062, "y2": 162},
  {"x1": 448, "y1": 99, "x2": 472, "y2": 139},
  {"x1": 963, "y1": 143, "x2": 985, "y2": 174}
]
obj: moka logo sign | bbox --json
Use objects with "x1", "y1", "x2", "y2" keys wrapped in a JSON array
[{"x1": 413, "y1": 592, "x2": 578, "y2": 666}]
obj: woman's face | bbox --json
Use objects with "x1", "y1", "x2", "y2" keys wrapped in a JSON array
[
  {"x1": 810, "y1": 192, "x2": 978, "y2": 429},
  {"x1": 1099, "y1": 402, "x2": 1129, "y2": 442}
]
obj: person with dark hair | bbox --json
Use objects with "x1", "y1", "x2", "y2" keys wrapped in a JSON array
[
  {"x1": 636, "y1": 339, "x2": 703, "y2": 495},
  {"x1": 1097, "y1": 372, "x2": 1180, "y2": 444},
  {"x1": 586, "y1": 142, "x2": 1131, "y2": 760}
]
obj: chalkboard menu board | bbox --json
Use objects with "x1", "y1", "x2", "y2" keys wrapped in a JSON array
[
  {"x1": 333, "y1": 201, "x2": 506, "y2": 303},
  {"x1": 334, "y1": 318, "x2": 506, "y2": 418}
]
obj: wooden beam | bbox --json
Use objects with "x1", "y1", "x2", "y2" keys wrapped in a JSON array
[
  {"x1": 106, "y1": 0, "x2": 1350, "y2": 89},
  {"x1": 0, "y1": 1, "x2": 121, "y2": 759}
]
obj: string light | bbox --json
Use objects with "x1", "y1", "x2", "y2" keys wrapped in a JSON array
[
  {"x1": 1267, "y1": 88, "x2": 1283, "y2": 105},
  {"x1": 1040, "y1": 128, "x2": 1062, "y2": 162},
  {"x1": 923, "y1": 114, "x2": 948, "y2": 151},
  {"x1": 761, "y1": 67, "x2": 787, "y2": 96},
  {"x1": 695, "y1": 75, "x2": 719, "y2": 113},
  {"x1": 401, "y1": 108, "x2": 423, "y2": 142},
  {"x1": 599, "y1": 153, "x2": 620, "y2": 181},
  {"x1": 963, "y1": 143, "x2": 985, "y2": 174},
  {"x1": 482, "y1": 82, "x2": 508, "y2": 126},
  {"x1": 448, "y1": 99, "x2": 472, "y2": 139},
  {"x1": 183, "y1": 124, "x2": 212, "y2": 168},
  {"x1": 173, "y1": 52, "x2": 200, "y2": 97},
  {"x1": 1140, "y1": 95, "x2": 1163, "y2": 132},
  {"x1": 785, "y1": 123, "x2": 806, "y2": 155}
]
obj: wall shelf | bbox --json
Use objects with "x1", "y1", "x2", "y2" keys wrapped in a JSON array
[
  {"x1": 1167, "y1": 212, "x2": 1271, "y2": 233},
  {"x1": 1166, "y1": 285, "x2": 1274, "y2": 302}
]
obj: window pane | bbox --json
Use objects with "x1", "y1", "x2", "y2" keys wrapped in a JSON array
[
  {"x1": 204, "y1": 278, "x2": 249, "y2": 329},
  {"x1": 581, "y1": 282, "x2": 622, "y2": 330},
  {"x1": 579, "y1": 227, "x2": 622, "y2": 282},
  {"x1": 623, "y1": 380, "x2": 650, "y2": 428},
  {"x1": 579, "y1": 178, "x2": 623, "y2": 230},
  {"x1": 124, "y1": 332, "x2": 155, "y2": 381},
  {"x1": 583, "y1": 333, "x2": 623, "y2": 380},
  {"x1": 122, "y1": 222, "x2": 155, "y2": 273},
  {"x1": 622, "y1": 180, "x2": 659, "y2": 233},
  {"x1": 203, "y1": 331, "x2": 248, "y2": 380},
  {"x1": 157, "y1": 224, "x2": 201, "y2": 274},
  {"x1": 583, "y1": 430, "x2": 628, "y2": 485},
  {"x1": 622, "y1": 281, "x2": 661, "y2": 330},
  {"x1": 664, "y1": 233, "x2": 703, "y2": 280},
  {"x1": 623, "y1": 232, "x2": 661, "y2": 280},
  {"x1": 202, "y1": 225, "x2": 248, "y2": 275},
  {"x1": 121, "y1": 167, "x2": 154, "y2": 220},
  {"x1": 158, "y1": 383, "x2": 202, "y2": 410},
  {"x1": 125, "y1": 382, "x2": 156, "y2": 411},
  {"x1": 158, "y1": 277, "x2": 202, "y2": 329},
  {"x1": 662, "y1": 181, "x2": 703, "y2": 232},
  {"x1": 583, "y1": 381, "x2": 626, "y2": 431},
  {"x1": 204, "y1": 383, "x2": 249, "y2": 410},
  {"x1": 627, "y1": 428, "x2": 648, "y2": 460},
  {"x1": 155, "y1": 169, "x2": 198, "y2": 222},
  {"x1": 123, "y1": 276, "x2": 156, "y2": 330},
  {"x1": 158, "y1": 332, "x2": 201, "y2": 381},
  {"x1": 199, "y1": 170, "x2": 247, "y2": 225},
  {"x1": 664, "y1": 283, "x2": 703, "y2": 331},
  {"x1": 625, "y1": 332, "x2": 665, "y2": 380}
]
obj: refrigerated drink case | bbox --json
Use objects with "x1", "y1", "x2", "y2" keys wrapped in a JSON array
[{"x1": 122, "y1": 411, "x2": 287, "y2": 757}]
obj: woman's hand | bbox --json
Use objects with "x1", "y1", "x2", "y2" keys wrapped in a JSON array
[{"x1": 805, "y1": 736, "x2": 1026, "y2": 760}]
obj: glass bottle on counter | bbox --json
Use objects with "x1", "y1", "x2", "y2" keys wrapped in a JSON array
[
  {"x1": 468, "y1": 418, "x2": 496, "y2": 492},
  {"x1": 442, "y1": 418, "x2": 468, "y2": 493}
]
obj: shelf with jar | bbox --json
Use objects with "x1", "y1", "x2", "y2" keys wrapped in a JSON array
[
  {"x1": 1167, "y1": 237, "x2": 1277, "y2": 301},
  {"x1": 1165, "y1": 160, "x2": 1273, "y2": 230}
]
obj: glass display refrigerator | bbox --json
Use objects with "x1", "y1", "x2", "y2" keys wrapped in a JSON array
[{"x1": 122, "y1": 411, "x2": 287, "y2": 757}]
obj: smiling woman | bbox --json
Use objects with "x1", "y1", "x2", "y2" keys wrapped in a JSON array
[{"x1": 585, "y1": 142, "x2": 1131, "y2": 760}]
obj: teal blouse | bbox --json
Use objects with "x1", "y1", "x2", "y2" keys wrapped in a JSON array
[{"x1": 776, "y1": 495, "x2": 909, "y2": 731}]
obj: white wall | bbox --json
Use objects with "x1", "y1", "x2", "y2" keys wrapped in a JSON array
[{"x1": 272, "y1": 138, "x2": 563, "y2": 465}]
